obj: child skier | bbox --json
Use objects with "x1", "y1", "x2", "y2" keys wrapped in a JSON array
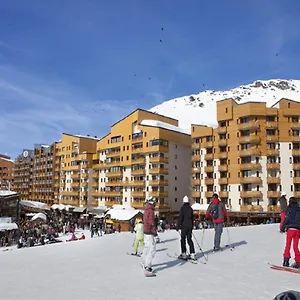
[
  {"x1": 131, "y1": 218, "x2": 144, "y2": 255},
  {"x1": 280, "y1": 197, "x2": 300, "y2": 268}
]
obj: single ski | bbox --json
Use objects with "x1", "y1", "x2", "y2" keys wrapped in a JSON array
[
  {"x1": 268, "y1": 263, "x2": 300, "y2": 274},
  {"x1": 127, "y1": 252, "x2": 141, "y2": 257},
  {"x1": 166, "y1": 252, "x2": 200, "y2": 264}
]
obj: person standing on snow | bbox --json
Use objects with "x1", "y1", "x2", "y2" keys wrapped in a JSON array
[
  {"x1": 205, "y1": 193, "x2": 227, "y2": 251},
  {"x1": 141, "y1": 197, "x2": 157, "y2": 273},
  {"x1": 177, "y1": 196, "x2": 196, "y2": 261},
  {"x1": 280, "y1": 197, "x2": 300, "y2": 268},
  {"x1": 279, "y1": 192, "x2": 288, "y2": 230},
  {"x1": 131, "y1": 218, "x2": 144, "y2": 255}
]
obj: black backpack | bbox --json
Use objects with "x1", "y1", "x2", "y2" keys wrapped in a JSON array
[{"x1": 211, "y1": 203, "x2": 220, "y2": 220}]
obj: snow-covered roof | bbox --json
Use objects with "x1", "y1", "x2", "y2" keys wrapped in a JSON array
[
  {"x1": 112, "y1": 204, "x2": 135, "y2": 211},
  {"x1": 191, "y1": 203, "x2": 209, "y2": 211},
  {"x1": 75, "y1": 135, "x2": 100, "y2": 140},
  {"x1": 0, "y1": 157, "x2": 14, "y2": 163},
  {"x1": 0, "y1": 223, "x2": 18, "y2": 231},
  {"x1": 105, "y1": 208, "x2": 142, "y2": 221},
  {"x1": 31, "y1": 212, "x2": 47, "y2": 221},
  {"x1": 0, "y1": 191, "x2": 17, "y2": 197},
  {"x1": 149, "y1": 79, "x2": 300, "y2": 129},
  {"x1": 51, "y1": 204, "x2": 74, "y2": 211},
  {"x1": 20, "y1": 200, "x2": 50, "y2": 211},
  {"x1": 41, "y1": 144, "x2": 50, "y2": 148},
  {"x1": 140, "y1": 119, "x2": 190, "y2": 135}
]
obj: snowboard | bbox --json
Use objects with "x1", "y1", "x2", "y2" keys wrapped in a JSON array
[
  {"x1": 127, "y1": 252, "x2": 141, "y2": 257},
  {"x1": 166, "y1": 253, "x2": 200, "y2": 264},
  {"x1": 140, "y1": 262, "x2": 156, "y2": 277},
  {"x1": 268, "y1": 263, "x2": 300, "y2": 274}
]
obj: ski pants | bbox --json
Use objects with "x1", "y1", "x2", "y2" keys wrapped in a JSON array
[
  {"x1": 214, "y1": 222, "x2": 224, "y2": 249},
  {"x1": 180, "y1": 227, "x2": 195, "y2": 254},
  {"x1": 133, "y1": 237, "x2": 144, "y2": 253},
  {"x1": 283, "y1": 228, "x2": 300, "y2": 263},
  {"x1": 280, "y1": 212, "x2": 286, "y2": 230},
  {"x1": 141, "y1": 234, "x2": 156, "y2": 268}
]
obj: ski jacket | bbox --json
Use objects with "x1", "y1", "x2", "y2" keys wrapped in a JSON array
[
  {"x1": 177, "y1": 203, "x2": 194, "y2": 229},
  {"x1": 143, "y1": 203, "x2": 157, "y2": 236},
  {"x1": 205, "y1": 197, "x2": 227, "y2": 224},
  {"x1": 281, "y1": 204, "x2": 300, "y2": 232},
  {"x1": 134, "y1": 223, "x2": 144, "y2": 240},
  {"x1": 279, "y1": 196, "x2": 288, "y2": 213}
]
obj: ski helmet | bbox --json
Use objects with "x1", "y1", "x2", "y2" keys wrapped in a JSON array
[{"x1": 273, "y1": 290, "x2": 300, "y2": 300}]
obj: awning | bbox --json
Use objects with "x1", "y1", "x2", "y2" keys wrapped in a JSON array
[
  {"x1": 20, "y1": 200, "x2": 50, "y2": 211},
  {"x1": 0, "y1": 223, "x2": 18, "y2": 231},
  {"x1": 31, "y1": 212, "x2": 47, "y2": 221},
  {"x1": 73, "y1": 207, "x2": 87, "y2": 213}
]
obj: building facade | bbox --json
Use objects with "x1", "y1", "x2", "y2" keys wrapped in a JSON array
[
  {"x1": 0, "y1": 154, "x2": 14, "y2": 191},
  {"x1": 89, "y1": 109, "x2": 191, "y2": 214},
  {"x1": 191, "y1": 98, "x2": 300, "y2": 213},
  {"x1": 14, "y1": 149, "x2": 34, "y2": 200}
]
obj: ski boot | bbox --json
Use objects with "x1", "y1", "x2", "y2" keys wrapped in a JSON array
[
  {"x1": 213, "y1": 247, "x2": 222, "y2": 252},
  {"x1": 189, "y1": 253, "x2": 197, "y2": 261},
  {"x1": 283, "y1": 257, "x2": 290, "y2": 267},
  {"x1": 178, "y1": 253, "x2": 188, "y2": 260},
  {"x1": 292, "y1": 262, "x2": 300, "y2": 269}
]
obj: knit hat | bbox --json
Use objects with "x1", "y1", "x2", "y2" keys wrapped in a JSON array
[
  {"x1": 183, "y1": 196, "x2": 189, "y2": 203},
  {"x1": 282, "y1": 192, "x2": 287, "y2": 196},
  {"x1": 145, "y1": 196, "x2": 156, "y2": 204}
]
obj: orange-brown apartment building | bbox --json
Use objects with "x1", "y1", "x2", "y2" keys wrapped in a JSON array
[
  {"x1": 0, "y1": 154, "x2": 14, "y2": 190},
  {"x1": 191, "y1": 98, "x2": 300, "y2": 213}
]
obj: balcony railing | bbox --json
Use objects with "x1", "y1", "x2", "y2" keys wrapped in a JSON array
[
  {"x1": 266, "y1": 149, "x2": 279, "y2": 156},
  {"x1": 266, "y1": 122, "x2": 278, "y2": 129},
  {"x1": 131, "y1": 169, "x2": 146, "y2": 176},
  {"x1": 240, "y1": 205, "x2": 263, "y2": 212},
  {"x1": 205, "y1": 178, "x2": 214, "y2": 185},
  {"x1": 239, "y1": 136, "x2": 260, "y2": 144},
  {"x1": 131, "y1": 191, "x2": 146, "y2": 197},
  {"x1": 218, "y1": 178, "x2": 228, "y2": 185},
  {"x1": 149, "y1": 191, "x2": 168, "y2": 198},
  {"x1": 204, "y1": 153, "x2": 214, "y2": 160},
  {"x1": 205, "y1": 166, "x2": 214, "y2": 173},
  {"x1": 192, "y1": 155, "x2": 201, "y2": 162},
  {"x1": 192, "y1": 179, "x2": 201, "y2": 186},
  {"x1": 238, "y1": 120, "x2": 260, "y2": 131},
  {"x1": 266, "y1": 163, "x2": 280, "y2": 170},
  {"x1": 149, "y1": 180, "x2": 168, "y2": 186},
  {"x1": 239, "y1": 177, "x2": 262, "y2": 184},
  {"x1": 149, "y1": 156, "x2": 168, "y2": 164},
  {"x1": 149, "y1": 168, "x2": 168, "y2": 175},
  {"x1": 191, "y1": 191, "x2": 201, "y2": 198},
  {"x1": 205, "y1": 191, "x2": 214, "y2": 198},
  {"x1": 218, "y1": 165, "x2": 228, "y2": 172},
  {"x1": 106, "y1": 171, "x2": 123, "y2": 177},
  {"x1": 240, "y1": 191, "x2": 263, "y2": 198},
  {"x1": 239, "y1": 163, "x2": 261, "y2": 170},
  {"x1": 219, "y1": 191, "x2": 228, "y2": 198},
  {"x1": 267, "y1": 177, "x2": 280, "y2": 184},
  {"x1": 267, "y1": 191, "x2": 281, "y2": 198}
]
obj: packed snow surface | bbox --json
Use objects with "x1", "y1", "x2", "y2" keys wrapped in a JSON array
[
  {"x1": 0, "y1": 224, "x2": 299, "y2": 300},
  {"x1": 150, "y1": 79, "x2": 300, "y2": 130}
]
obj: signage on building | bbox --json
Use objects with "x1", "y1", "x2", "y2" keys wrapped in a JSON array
[{"x1": 23, "y1": 150, "x2": 29, "y2": 158}]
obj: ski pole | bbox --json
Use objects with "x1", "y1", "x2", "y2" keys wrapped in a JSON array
[
  {"x1": 192, "y1": 232, "x2": 208, "y2": 261},
  {"x1": 225, "y1": 223, "x2": 234, "y2": 250},
  {"x1": 200, "y1": 227, "x2": 205, "y2": 248}
]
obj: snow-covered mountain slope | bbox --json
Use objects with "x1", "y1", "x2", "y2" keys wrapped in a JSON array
[
  {"x1": 0, "y1": 225, "x2": 298, "y2": 300},
  {"x1": 149, "y1": 79, "x2": 300, "y2": 130}
]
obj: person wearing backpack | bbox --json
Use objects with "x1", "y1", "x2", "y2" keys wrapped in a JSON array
[{"x1": 205, "y1": 193, "x2": 227, "y2": 251}]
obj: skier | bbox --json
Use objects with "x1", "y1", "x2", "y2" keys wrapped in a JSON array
[
  {"x1": 141, "y1": 197, "x2": 157, "y2": 273},
  {"x1": 131, "y1": 218, "x2": 144, "y2": 255},
  {"x1": 280, "y1": 197, "x2": 300, "y2": 268},
  {"x1": 205, "y1": 193, "x2": 227, "y2": 251},
  {"x1": 279, "y1": 192, "x2": 288, "y2": 230},
  {"x1": 177, "y1": 195, "x2": 196, "y2": 261}
]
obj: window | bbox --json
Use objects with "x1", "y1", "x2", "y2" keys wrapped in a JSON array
[
  {"x1": 175, "y1": 154, "x2": 177, "y2": 159},
  {"x1": 175, "y1": 187, "x2": 177, "y2": 191},
  {"x1": 175, "y1": 198, "x2": 178, "y2": 202},
  {"x1": 175, "y1": 176, "x2": 177, "y2": 180}
]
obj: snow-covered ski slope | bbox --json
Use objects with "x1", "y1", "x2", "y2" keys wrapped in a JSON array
[
  {"x1": 149, "y1": 79, "x2": 300, "y2": 130},
  {"x1": 0, "y1": 224, "x2": 298, "y2": 300}
]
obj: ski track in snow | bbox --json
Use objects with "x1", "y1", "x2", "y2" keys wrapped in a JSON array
[{"x1": 0, "y1": 224, "x2": 298, "y2": 300}]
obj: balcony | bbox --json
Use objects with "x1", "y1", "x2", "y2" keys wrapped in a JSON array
[
  {"x1": 131, "y1": 191, "x2": 146, "y2": 197},
  {"x1": 205, "y1": 178, "x2": 214, "y2": 185},
  {"x1": 105, "y1": 201, "x2": 122, "y2": 207},
  {"x1": 218, "y1": 152, "x2": 228, "y2": 159},
  {"x1": 267, "y1": 191, "x2": 281, "y2": 198},
  {"x1": 92, "y1": 172, "x2": 99, "y2": 178},
  {"x1": 240, "y1": 191, "x2": 263, "y2": 198},
  {"x1": 240, "y1": 177, "x2": 262, "y2": 184},
  {"x1": 294, "y1": 192, "x2": 300, "y2": 198},
  {"x1": 106, "y1": 160, "x2": 121, "y2": 167},
  {"x1": 191, "y1": 191, "x2": 201, "y2": 198},
  {"x1": 105, "y1": 191, "x2": 123, "y2": 197},
  {"x1": 216, "y1": 127, "x2": 227, "y2": 134},
  {"x1": 266, "y1": 121, "x2": 278, "y2": 129},
  {"x1": 71, "y1": 173, "x2": 80, "y2": 179},
  {"x1": 106, "y1": 151, "x2": 121, "y2": 158},
  {"x1": 92, "y1": 181, "x2": 99, "y2": 188},
  {"x1": 239, "y1": 148, "x2": 261, "y2": 157},
  {"x1": 205, "y1": 166, "x2": 214, "y2": 173},
  {"x1": 293, "y1": 177, "x2": 300, "y2": 184},
  {"x1": 92, "y1": 191, "x2": 99, "y2": 197},
  {"x1": 219, "y1": 191, "x2": 228, "y2": 198},
  {"x1": 192, "y1": 179, "x2": 201, "y2": 185},
  {"x1": 267, "y1": 205, "x2": 280, "y2": 212},
  {"x1": 218, "y1": 139, "x2": 227, "y2": 146},
  {"x1": 149, "y1": 191, "x2": 168, "y2": 198},
  {"x1": 149, "y1": 168, "x2": 168, "y2": 175},
  {"x1": 239, "y1": 163, "x2": 261, "y2": 170},
  {"x1": 205, "y1": 191, "x2": 214, "y2": 198},
  {"x1": 218, "y1": 165, "x2": 228, "y2": 172},
  {"x1": 93, "y1": 163, "x2": 104, "y2": 170},
  {"x1": 192, "y1": 143, "x2": 200, "y2": 149},
  {"x1": 202, "y1": 141, "x2": 213, "y2": 148},
  {"x1": 267, "y1": 177, "x2": 281, "y2": 184},
  {"x1": 266, "y1": 163, "x2": 280, "y2": 170},
  {"x1": 293, "y1": 163, "x2": 300, "y2": 170},
  {"x1": 266, "y1": 135, "x2": 279, "y2": 142},
  {"x1": 106, "y1": 171, "x2": 123, "y2": 177},
  {"x1": 149, "y1": 156, "x2": 168, "y2": 164},
  {"x1": 70, "y1": 165, "x2": 80, "y2": 171},
  {"x1": 148, "y1": 145, "x2": 169, "y2": 153},
  {"x1": 204, "y1": 153, "x2": 214, "y2": 160},
  {"x1": 291, "y1": 123, "x2": 300, "y2": 129},
  {"x1": 240, "y1": 205, "x2": 263, "y2": 212},
  {"x1": 219, "y1": 178, "x2": 228, "y2": 185},
  {"x1": 61, "y1": 191, "x2": 79, "y2": 196},
  {"x1": 266, "y1": 149, "x2": 279, "y2": 156},
  {"x1": 192, "y1": 167, "x2": 201, "y2": 173},
  {"x1": 132, "y1": 157, "x2": 146, "y2": 165},
  {"x1": 156, "y1": 203, "x2": 170, "y2": 210},
  {"x1": 238, "y1": 120, "x2": 260, "y2": 131},
  {"x1": 292, "y1": 149, "x2": 300, "y2": 156},
  {"x1": 149, "y1": 180, "x2": 168, "y2": 186},
  {"x1": 131, "y1": 201, "x2": 145, "y2": 209},
  {"x1": 292, "y1": 136, "x2": 300, "y2": 142},
  {"x1": 192, "y1": 155, "x2": 201, "y2": 162},
  {"x1": 131, "y1": 169, "x2": 146, "y2": 176},
  {"x1": 239, "y1": 136, "x2": 260, "y2": 144},
  {"x1": 90, "y1": 200, "x2": 98, "y2": 206},
  {"x1": 106, "y1": 180, "x2": 122, "y2": 186},
  {"x1": 128, "y1": 181, "x2": 145, "y2": 187}
]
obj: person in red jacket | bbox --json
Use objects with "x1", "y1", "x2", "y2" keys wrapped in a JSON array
[
  {"x1": 141, "y1": 196, "x2": 157, "y2": 273},
  {"x1": 205, "y1": 193, "x2": 227, "y2": 251}
]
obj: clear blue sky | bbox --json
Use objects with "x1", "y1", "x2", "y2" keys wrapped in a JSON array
[{"x1": 1, "y1": 0, "x2": 300, "y2": 158}]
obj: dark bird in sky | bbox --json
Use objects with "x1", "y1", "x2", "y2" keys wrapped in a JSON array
[
  {"x1": 161, "y1": 27, "x2": 164, "y2": 30},
  {"x1": 149, "y1": 77, "x2": 151, "y2": 80},
  {"x1": 276, "y1": 53, "x2": 278, "y2": 56},
  {"x1": 160, "y1": 39, "x2": 163, "y2": 43}
]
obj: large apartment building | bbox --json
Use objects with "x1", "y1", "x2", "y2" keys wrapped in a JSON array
[
  {"x1": 54, "y1": 133, "x2": 99, "y2": 207},
  {"x1": 0, "y1": 154, "x2": 14, "y2": 190},
  {"x1": 191, "y1": 98, "x2": 300, "y2": 213},
  {"x1": 88, "y1": 109, "x2": 191, "y2": 214},
  {"x1": 14, "y1": 149, "x2": 34, "y2": 200}
]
